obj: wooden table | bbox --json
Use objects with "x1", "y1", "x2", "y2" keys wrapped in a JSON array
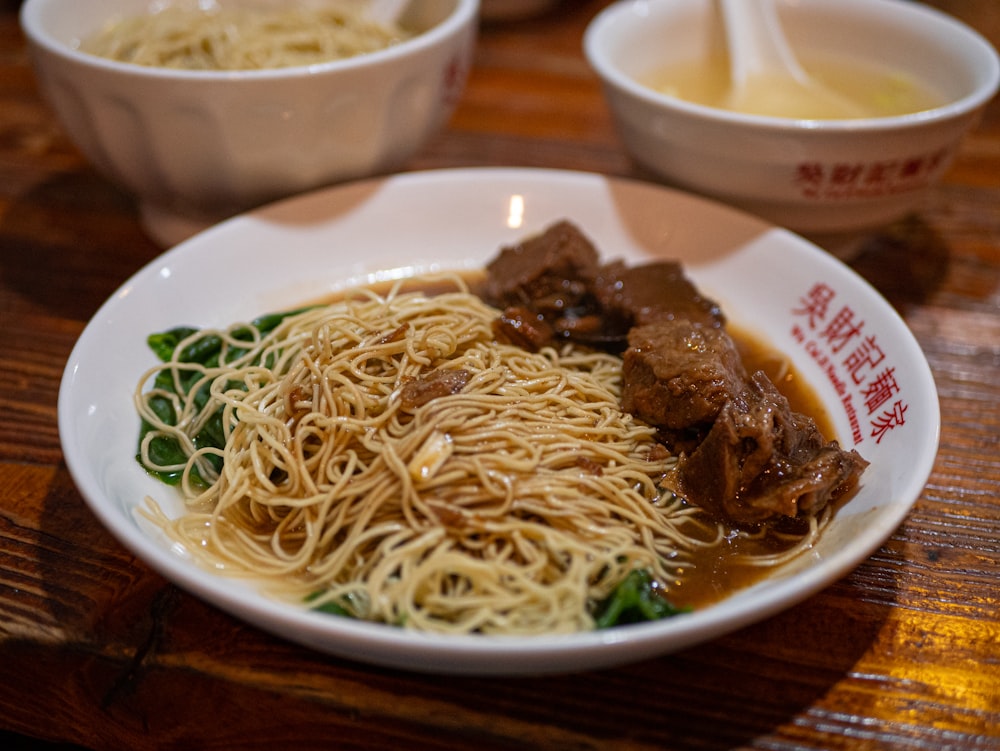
[{"x1": 2, "y1": 1, "x2": 998, "y2": 748}]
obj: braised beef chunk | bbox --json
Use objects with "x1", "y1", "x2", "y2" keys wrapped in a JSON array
[
  {"x1": 482, "y1": 220, "x2": 600, "y2": 315},
  {"x1": 482, "y1": 222, "x2": 724, "y2": 351},
  {"x1": 622, "y1": 320, "x2": 746, "y2": 436},
  {"x1": 492, "y1": 306, "x2": 555, "y2": 352},
  {"x1": 594, "y1": 261, "x2": 724, "y2": 328},
  {"x1": 671, "y1": 372, "x2": 868, "y2": 524}
]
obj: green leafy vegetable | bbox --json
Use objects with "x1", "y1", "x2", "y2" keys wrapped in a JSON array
[
  {"x1": 137, "y1": 308, "x2": 313, "y2": 486},
  {"x1": 593, "y1": 569, "x2": 690, "y2": 628},
  {"x1": 305, "y1": 590, "x2": 365, "y2": 619}
]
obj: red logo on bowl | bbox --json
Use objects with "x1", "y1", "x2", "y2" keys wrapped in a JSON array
[
  {"x1": 789, "y1": 282, "x2": 909, "y2": 447},
  {"x1": 441, "y1": 51, "x2": 471, "y2": 107},
  {"x1": 793, "y1": 147, "x2": 951, "y2": 201}
]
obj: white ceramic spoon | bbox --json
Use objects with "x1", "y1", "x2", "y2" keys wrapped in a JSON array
[{"x1": 720, "y1": 0, "x2": 866, "y2": 119}]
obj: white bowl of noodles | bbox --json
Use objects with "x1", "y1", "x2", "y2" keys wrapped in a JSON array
[
  {"x1": 58, "y1": 168, "x2": 940, "y2": 675},
  {"x1": 20, "y1": 0, "x2": 478, "y2": 246}
]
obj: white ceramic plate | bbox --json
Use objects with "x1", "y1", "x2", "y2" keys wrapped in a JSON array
[{"x1": 58, "y1": 168, "x2": 939, "y2": 675}]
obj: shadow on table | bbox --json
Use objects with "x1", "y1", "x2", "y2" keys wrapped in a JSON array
[
  {"x1": 848, "y1": 214, "x2": 952, "y2": 314},
  {"x1": 419, "y1": 584, "x2": 894, "y2": 751}
]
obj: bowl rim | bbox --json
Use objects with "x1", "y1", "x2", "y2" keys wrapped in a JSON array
[
  {"x1": 19, "y1": 0, "x2": 480, "y2": 81},
  {"x1": 583, "y1": 0, "x2": 1000, "y2": 132}
]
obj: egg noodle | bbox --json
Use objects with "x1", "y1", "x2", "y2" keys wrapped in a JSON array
[
  {"x1": 82, "y1": 1, "x2": 414, "y2": 71},
  {"x1": 136, "y1": 276, "x2": 824, "y2": 635}
]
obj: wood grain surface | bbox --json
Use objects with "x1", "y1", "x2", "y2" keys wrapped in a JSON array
[{"x1": 1, "y1": 0, "x2": 998, "y2": 749}]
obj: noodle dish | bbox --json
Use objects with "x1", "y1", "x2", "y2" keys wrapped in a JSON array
[
  {"x1": 134, "y1": 221, "x2": 866, "y2": 636},
  {"x1": 58, "y1": 168, "x2": 939, "y2": 674}
]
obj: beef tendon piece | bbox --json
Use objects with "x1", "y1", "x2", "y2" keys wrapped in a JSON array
[
  {"x1": 621, "y1": 318, "x2": 868, "y2": 525},
  {"x1": 670, "y1": 372, "x2": 869, "y2": 524}
]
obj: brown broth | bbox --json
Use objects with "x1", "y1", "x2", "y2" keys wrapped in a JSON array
[
  {"x1": 668, "y1": 327, "x2": 839, "y2": 609},
  {"x1": 734, "y1": 324, "x2": 837, "y2": 442}
]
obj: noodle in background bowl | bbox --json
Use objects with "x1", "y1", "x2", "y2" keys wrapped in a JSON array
[
  {"x1": 58, "y1": 168, "x2": 939, "y2": 675},
  {"x1": 19, "y1": 0, "x2": 479, "y2": 247}
]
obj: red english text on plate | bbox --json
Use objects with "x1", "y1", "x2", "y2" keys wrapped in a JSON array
[{"x1": 789, "y1": 282, "x2": 908, "y2": 447}]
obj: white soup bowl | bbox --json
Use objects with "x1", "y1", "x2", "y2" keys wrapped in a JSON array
[{"x1": 584, "y1": 0, "x2": 999, "y2": 247}]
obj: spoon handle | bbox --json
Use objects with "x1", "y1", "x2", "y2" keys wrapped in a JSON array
[{"x1": 720, "y1": 0, "x2": 808, "y2": 86}]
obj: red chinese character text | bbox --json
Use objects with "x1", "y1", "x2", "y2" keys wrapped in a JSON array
[
  {"x1": 831, "y1": 163, "x2": 863, "y2": 185},
  {"x1": 819, "y1": 306, "x2": 865, "y2": 354},
  {"x1": 871, "y1": 400, "x2": 909, "y2": 444},
  {"x1": 900, "y1": 157, "x2": 925, "y2": 178},
  {"x1": 865, "y1": 160, "x2": 899, "y2": 185},
  {"x1": 843, "y1": 335, "x2": 886, "y2": 385},
  {"x1": 792, "y1": 283, "x2": 836, "y2": 330},
  {"x1": 795, "y1": 163, "x2": 824, "y2": 186},
  {"x1": 862, "y1": 367, "x2": 900, "y2": 414}
]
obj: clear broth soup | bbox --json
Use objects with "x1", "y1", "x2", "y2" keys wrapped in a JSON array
[{"x1": 645, "y1": 53, "x2": 946, "y2": 119}]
